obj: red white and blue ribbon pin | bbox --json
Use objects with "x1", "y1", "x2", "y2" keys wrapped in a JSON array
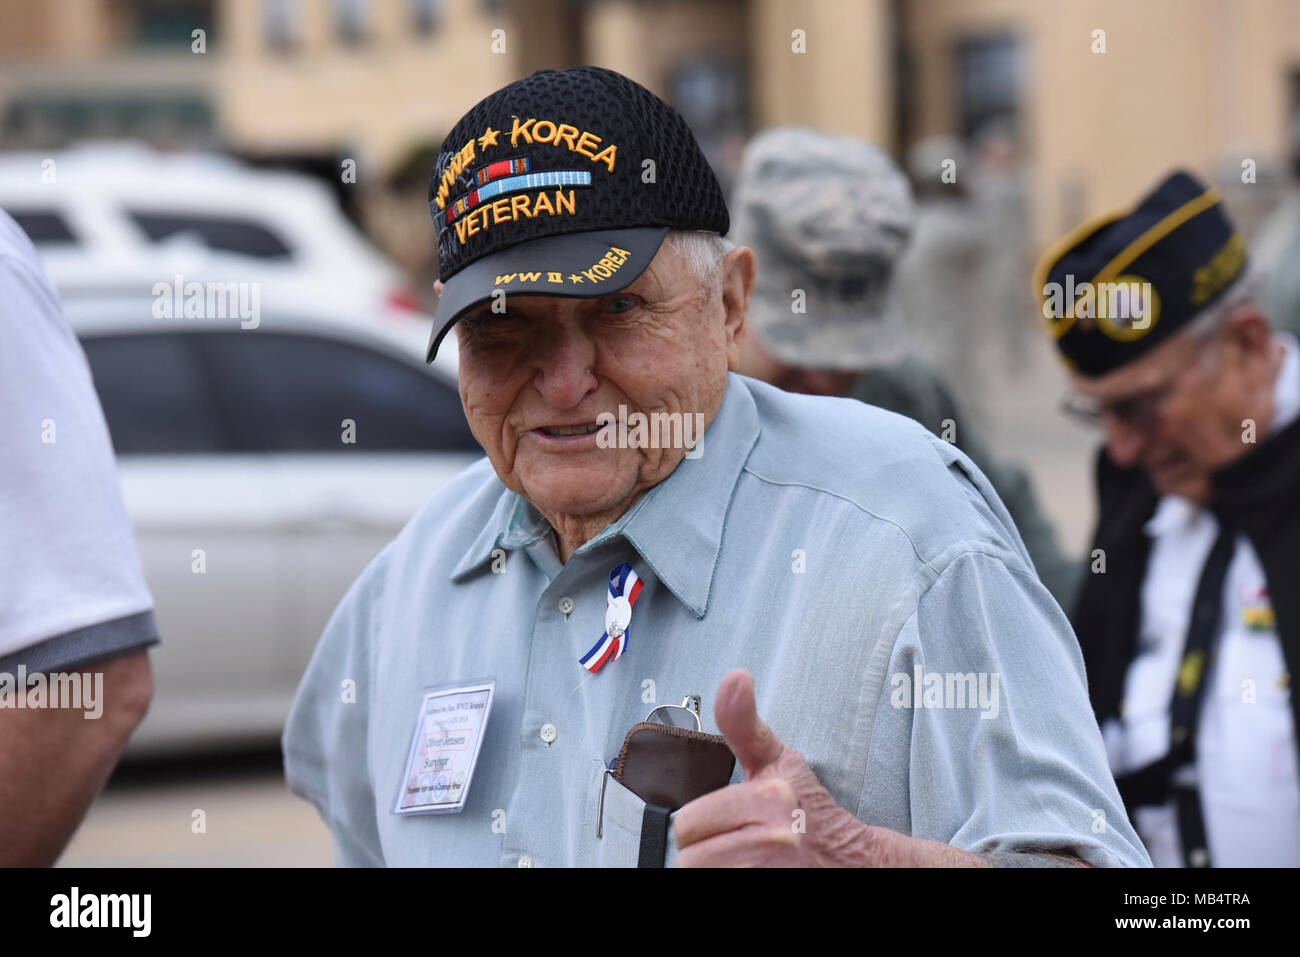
[{"x1": 578, "y1": 563, "x2": 643, "y2": 674}]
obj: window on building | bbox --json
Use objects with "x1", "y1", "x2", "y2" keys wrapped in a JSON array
[
  {"x1": 954, "y1": 34, "x2": 1022, "y2": 143},
  {"x1": 2, "y1": 94, "x2": 215, "y2": 148},
  {"x1": 334, "y1": 0, "x2": 369, "y2": 45},
  {"x1": 411, "y1": 0, "x2": 444, "y2": 35},
  {"x1": 669, "y1": 57, "x2": 748, "y2": 193},
  {"x1": 264, "y1": 0, "x2": 297, "y2": 50},
  {"x1": 129, "y1": 0, "x2": 216, "y2": 48}
]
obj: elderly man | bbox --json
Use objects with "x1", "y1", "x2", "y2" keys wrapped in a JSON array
[
  {"x1": 1042, "y1": 171, "x2": 1300, "y2": 868},
  {"x1": 283, "y1": 67, "x2": 1149, "y2": 868}
]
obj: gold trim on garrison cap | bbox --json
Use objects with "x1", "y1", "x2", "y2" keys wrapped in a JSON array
[{"x1": 1033, "y1": 170, "x2": 1247, "y2": 376}]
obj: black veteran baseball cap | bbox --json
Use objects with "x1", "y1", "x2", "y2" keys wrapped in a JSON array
[
  {"x1": 1033, "y1": 170, "x2": 1248, "y2": 377},
  {"x1": 425, "y1": 66, "x2": 730, "y2": 361}
]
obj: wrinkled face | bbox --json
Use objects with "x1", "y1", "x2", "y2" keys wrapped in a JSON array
[
  {"x1": 1068, "y1": 314, "x2": 1270, "y2": 502},
  {"x1": 452, "y1": 240, "x2": 752, "y2": 524}
]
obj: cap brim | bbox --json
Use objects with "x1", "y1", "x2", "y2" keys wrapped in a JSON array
[
  {"x1": 426, "y1": 226, "x2": 669, "y2": 362},
  {"x1": 747, "y1": 259, "x2": 907, "y2": 371}
]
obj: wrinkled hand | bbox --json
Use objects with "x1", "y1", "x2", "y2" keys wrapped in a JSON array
[
  {"x1": 673, "y1": 670, "x2": 1066, "y2": 867},
  {"x1": 673, "y1": 668, "x2": 876, "y2": 867}
]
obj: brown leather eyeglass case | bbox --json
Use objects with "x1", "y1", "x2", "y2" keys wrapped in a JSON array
[{"x1": 614, "y1": 721, "x2": 736, "y2": 811}]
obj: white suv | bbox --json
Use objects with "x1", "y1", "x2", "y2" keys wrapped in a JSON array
[
  {"x1": 0, "y1": 143, "x2": 420, "y2": 316},
  {"x1": 64, "y1": 296, "x2": 482, "y2": 756}
]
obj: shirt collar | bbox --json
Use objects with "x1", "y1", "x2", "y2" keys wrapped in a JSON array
[
  {"x1": 1269, "y1": 331, "x2": 1300, "y2": 436},
  {"x1": 1143, "y1": 494, "x2": 1200, "y2": 537},
  {"x1": 451, "y1": 373, "x2": 761, "y2": 618},
  {"x1": 451, "y1": 489, "x2": 567, "y2": 585}
]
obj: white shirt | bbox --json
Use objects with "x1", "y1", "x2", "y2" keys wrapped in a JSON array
[
  {"x1": 0, "y1": 209, "x2": 154, "y2": 661},
  {"x1": 1103, "y1": 332, "x2": 1300, "y2": 867}
]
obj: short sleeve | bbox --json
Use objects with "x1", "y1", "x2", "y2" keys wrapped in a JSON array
[
  {"x1": 0, "y1": 211, "x2": 156, "y2": 669},
  {"x1": 282, "y1": 549, "x2": 389, "y2": 867},
  {"x1": 865, "y1": 549, "x2": 1152, "y2": 867}
]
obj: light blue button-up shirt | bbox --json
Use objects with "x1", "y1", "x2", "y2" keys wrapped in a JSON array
[{"x1": 282, "y1": 372, "x2": 1152, "y2": 867}]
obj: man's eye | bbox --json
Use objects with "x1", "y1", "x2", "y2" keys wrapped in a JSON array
[
  {"x1": 471, "y1": 310, "x2": 523, "y2": 329},
  {"x1": 461, "y1": 312, "x2": 525, "y2": 344},
  {"x1": 601, "y1": 295, "x2": 638, "y2": 315}
]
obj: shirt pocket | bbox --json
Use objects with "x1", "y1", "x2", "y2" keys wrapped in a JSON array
[{"x1": 579, "y1": 761, "x2": 680, "y2": 867}]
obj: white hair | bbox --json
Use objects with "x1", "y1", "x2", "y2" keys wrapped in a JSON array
[
  {"x1": 667, "y1": 229, "x2": 733, "y2": 288},
  {"x1": 1184, "y1": 264, "x2": 1266, "y2": 342}
]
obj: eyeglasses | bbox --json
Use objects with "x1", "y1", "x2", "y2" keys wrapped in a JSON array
[
  {"x1": 1061, "y1": 336, "x2": 1218, "y2": 432},
  {"x1": 1060, "y1": 385, "x2": 1175, "y2": 432},
  {"x1": 645, "y1": 695, "x2": 703, "y2": 731}
]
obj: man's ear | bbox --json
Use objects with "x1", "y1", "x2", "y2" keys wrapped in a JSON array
[
  {"x1": 1221, "y1": 304, "x2": 1273, "y2": 368},
  {"x1": 434, "y1": 279, "x2": 445, "y2": 297},
  {"x1": 721, "y1": 245, "x2": 756, "y2": 370}
]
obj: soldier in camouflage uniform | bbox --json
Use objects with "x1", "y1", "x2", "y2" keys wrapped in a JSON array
[{"x1": 732, "y1": 126, "x2": 1080, "y2": 611}]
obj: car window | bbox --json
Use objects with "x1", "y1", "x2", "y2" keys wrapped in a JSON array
[
  {"x1": 195, "y1": 330, "x2": 481, "y2": 452},
  {"x1": 7, "y1": 208, "x2": 77, "y2": 245},
  {"x1": 81, "y1": 333, "x2": 237, "y2": 453},
  {"x1": 126, "y1": 211, "x2": 293, "y2": 259}
]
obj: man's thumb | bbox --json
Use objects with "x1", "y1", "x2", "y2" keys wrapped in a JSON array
[{"x1": 714, "y1": 669, "x2": 785, "y2": 779}]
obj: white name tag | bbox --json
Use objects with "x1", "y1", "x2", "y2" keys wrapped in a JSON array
[{"x1": 393, "y1": 679, "x2": 495, "y2": 815}]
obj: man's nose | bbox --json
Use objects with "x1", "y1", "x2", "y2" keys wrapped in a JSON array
[
  {"x1": 1102, "y1": 414, "x2": 1146, "y2": 468},
  {"x1": 533, "y1": 324, "x2": 598, "y2": 409}
]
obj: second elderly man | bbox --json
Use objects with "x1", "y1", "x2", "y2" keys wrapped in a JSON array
[{"x1": 1042, "y1": 171, "x2": 1300, "y2": 867}]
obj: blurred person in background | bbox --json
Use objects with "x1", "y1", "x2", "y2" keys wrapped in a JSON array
[
  {"x1": 732, "y1": 126, "x2": 1079, "y2": 611},
  {"x1": 1041, "y1": 170, "x2": 1300, "y2": 867},
  {"x1": 892, "y1": 130, "x2": 1034, "y2": 430},
  {"x1": 0, "y1": 209, "x2": 157, "y2": 866}
]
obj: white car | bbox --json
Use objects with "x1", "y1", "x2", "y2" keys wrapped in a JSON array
[
  {"x1": 64, "y1": 296, "x2": 482, "y2": 756},
  {"x1": 0, "y1": 143, "x2": 421, "y2": 316}
]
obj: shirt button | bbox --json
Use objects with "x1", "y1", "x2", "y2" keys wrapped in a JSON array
[
  {"x1": 539, "y1": 723, "x2": 558, "y2": 744},
  {"x1": 517, "y1": 855, "x2": 534, "y2": 868},
  {"x1": 557, "y1": 596, "x2": 575, "y2": 615}
]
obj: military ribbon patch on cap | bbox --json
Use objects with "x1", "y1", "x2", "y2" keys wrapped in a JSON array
[{"x1": 579, "y1": 563, "x2": 643, "y2": 674}]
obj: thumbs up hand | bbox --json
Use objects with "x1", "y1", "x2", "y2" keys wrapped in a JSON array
[
  {"x1": 673, "y1": 668, "x2": 861, "y2": 867},
  {"x1": 673, "y1": 669, "x2": 986, "y2": 867}
]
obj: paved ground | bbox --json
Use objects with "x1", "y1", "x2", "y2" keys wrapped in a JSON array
[{"x1": 57, "y1": 751, "x2": 334, "y2": 868}]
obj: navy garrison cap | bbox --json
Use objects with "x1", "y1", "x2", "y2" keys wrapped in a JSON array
[{"x1": 1033, "y1": 170, "x2": 1247, "y2": 377}]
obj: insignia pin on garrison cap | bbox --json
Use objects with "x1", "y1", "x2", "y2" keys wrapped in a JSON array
[{"x1": 1033, "y1": 170, "x2": 1248, "y2": 377}]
